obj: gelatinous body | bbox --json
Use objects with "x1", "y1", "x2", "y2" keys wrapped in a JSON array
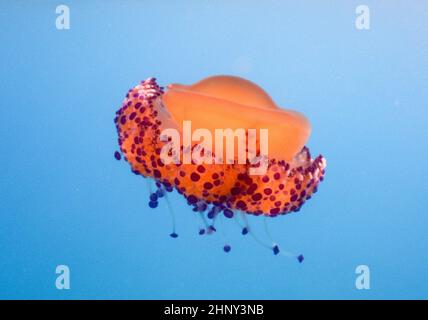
[
  {"x1": 114, "y1": 76, "x2": 326, "y2": 258},
  {"x1": 163, "y1": 76, "x2": 311, "y2": 162}
]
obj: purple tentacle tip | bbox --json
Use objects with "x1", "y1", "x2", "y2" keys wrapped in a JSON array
[
  {"x1": 273, "y1": 245, "x2": 280, "y2": 255},
  {"x1": 114, "y1": 151, "x2": 121, "y2": 160}
]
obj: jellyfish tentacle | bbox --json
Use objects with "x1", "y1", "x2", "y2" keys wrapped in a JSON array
[
  {"x1": 263, "y1": 217, "x2": 304, "y2": 262},
  {"x1": 163, "y1": 192, "x2": 178, "y2": 238},
  {"x1": 233, "y1": 212, "x2": 250, "y2": 236}
]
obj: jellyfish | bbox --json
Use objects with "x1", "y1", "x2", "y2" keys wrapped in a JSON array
[{"x1": 114, "y1": 75, "x2": 326, "y2": 262}]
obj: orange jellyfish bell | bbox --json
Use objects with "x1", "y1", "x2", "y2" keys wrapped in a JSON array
[
  {"x1": 114, "y1": 75, "x2": 326, "y2": 260},
  {"x1": 162, "y1": 75, "x2": 311, "y2": 163}
]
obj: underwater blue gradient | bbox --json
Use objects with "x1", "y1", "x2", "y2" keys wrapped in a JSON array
[{"x1": 0, "y1": 1, "x2": 427, "y2": 299}]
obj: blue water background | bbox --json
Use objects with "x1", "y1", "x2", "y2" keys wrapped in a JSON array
[{"x1": 0, "y1": 1, "x2": 427, "y2": 299}]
